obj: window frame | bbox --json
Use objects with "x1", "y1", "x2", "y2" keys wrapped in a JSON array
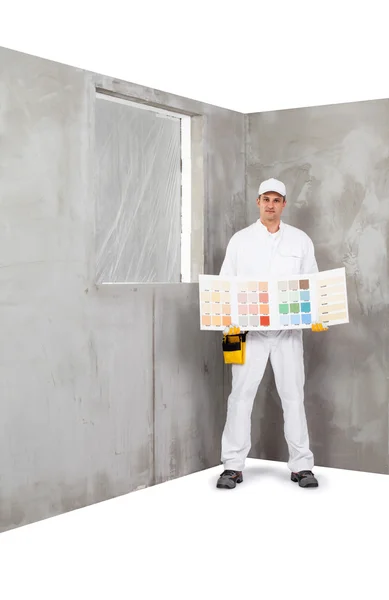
[{"x1": 95, "y1": 91, "x2": 192, "y2": 284}]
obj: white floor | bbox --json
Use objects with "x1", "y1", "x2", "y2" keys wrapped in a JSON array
[{"x1": 1, "y1": 458, "x2": 388, "y2": 599}]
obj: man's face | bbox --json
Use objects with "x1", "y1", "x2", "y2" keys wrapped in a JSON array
[{"x1": 256, "y1": 191, "x2": 286, "y2": 222}]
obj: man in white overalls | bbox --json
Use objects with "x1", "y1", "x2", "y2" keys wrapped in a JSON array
[{"x1": 217, "y1": 178, "x2": 320, "y2": 489}]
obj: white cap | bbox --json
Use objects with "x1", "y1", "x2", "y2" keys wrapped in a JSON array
[{"x1": 258, "y1": 178, "x2": 286, "y2": 197}]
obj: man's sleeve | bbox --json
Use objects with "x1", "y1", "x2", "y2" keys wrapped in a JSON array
[
  {"x1": 219, "y1": 237, "x2": 237, "y2": 276},
  {"x1": 302, "y1": 236, "x2": 319, "y2": 274}
]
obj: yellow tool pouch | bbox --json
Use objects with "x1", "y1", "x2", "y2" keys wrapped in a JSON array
[{"x1": 222, "y1": 332, "x2": 247, "y2": 365}]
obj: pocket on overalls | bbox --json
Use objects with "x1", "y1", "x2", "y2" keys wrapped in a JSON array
[{"x1": 277, "y1": 249, "x2": 303, "y2": 274}]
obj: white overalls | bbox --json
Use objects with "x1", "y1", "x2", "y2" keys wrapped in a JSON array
[{"x1": 220, "y1": 219, "x2": 318, "y2": 473}]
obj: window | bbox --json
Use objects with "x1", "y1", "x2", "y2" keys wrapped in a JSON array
[{"x1": 94, "y1": 91, "x2": 192, "y2": 284}]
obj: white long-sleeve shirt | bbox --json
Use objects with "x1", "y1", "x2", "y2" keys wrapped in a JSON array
[{"x1": 220, "y1": 219, "x2": 318, "y2": 279}]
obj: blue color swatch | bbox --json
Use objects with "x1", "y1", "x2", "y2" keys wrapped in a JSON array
[
  {"x1": 300, "y1": 291, "x2": 310, "y2": 301},
  {"x1": 302, "y1": 314, "x2": 312, "y2": 325},
  {"x1": 291, "y1": 314, "x2": 300, "y2": 325},
  {"x1": 301, "y1": 302, "x2": 311, "y2": 313},
  {"x1": 280, "y1": 314, "x2": 289, "y2": 326}
]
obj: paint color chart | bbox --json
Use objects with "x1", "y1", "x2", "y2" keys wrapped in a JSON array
[
  {"x1": 316, "y1": 270, "x2": 349, "y2": 326},
  {"x1": 236, "y1": 280, "x2": 270, "y2": 329},
  {"x1": 277, "y1": 278, "x2": 313, "y2": 328},
  {"x1": 199, "y1": 268, "x2": 349, "y2": 331},
  {"x1": 200, "y1": 279, "x2": 232, "y2": 329}
]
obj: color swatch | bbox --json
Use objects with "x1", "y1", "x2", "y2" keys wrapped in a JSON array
[
  {"x1": 200, "y1": 279, "x2": 232, "y2": 328},
  {"x1": 316, "y1": 273, "x2": 348, "y2": 325},
  {"x1": 237, "y1": 281, "x2": 270, "y2": 328},
  {"x1": 277, "y1": 278, "x2": 312, "y2": 327}
]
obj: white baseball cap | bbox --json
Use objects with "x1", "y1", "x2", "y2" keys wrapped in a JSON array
[{"x1": 258, "y1": 178, "x2": 286, "y2": 197}]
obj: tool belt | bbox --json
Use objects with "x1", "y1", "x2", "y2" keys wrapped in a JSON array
[{"x1": 222, "y1": 331, "x2": 247, "y2": 365}]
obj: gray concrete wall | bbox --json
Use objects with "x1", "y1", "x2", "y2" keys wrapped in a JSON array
[
  {"x1": 246, "y1": 101, "x2": 389, "y2": 475},
  {"x1": 0, "y1": 46, "x2": 246, "y2": 532},
  {"x1": 2, "y1": 45, "x2": 387, "y2": 534}
]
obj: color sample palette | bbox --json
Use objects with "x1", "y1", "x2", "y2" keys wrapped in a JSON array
[
  {"x1": 277, "y1": 278, "x2": 312, "y2": 327},
  {"x1": 200, "y1": 279, "x2": 232, "y2": 328},
  {"x1": 236, "y1": 280, "x2": 270, "y2": 329},
  {"x1": 316, "y1": 271, "x2": 348, "y2": 326},
  {"x1": 199, "y1": 268, "x2": 348, "y2": 331}
]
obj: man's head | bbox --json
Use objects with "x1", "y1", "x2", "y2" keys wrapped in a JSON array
[{"x1": 256, "y1": 178, "x2": 286, "y2": 226}]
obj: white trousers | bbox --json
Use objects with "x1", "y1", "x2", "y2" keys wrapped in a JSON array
[{"x1": 221, "y1": 330, "x2": 314, "y2": 473}]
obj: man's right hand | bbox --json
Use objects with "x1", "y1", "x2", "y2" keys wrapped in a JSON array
[{"x1": 224, "y1": 324, "x2": 241, "y2": 335}]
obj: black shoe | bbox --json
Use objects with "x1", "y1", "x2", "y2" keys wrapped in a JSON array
[
  {"x1": 291, "y1": 470, "x2": 318, "y2": 488},
  {"x1": 216, "y1": 470, "x2": 243, "y2": 489}
]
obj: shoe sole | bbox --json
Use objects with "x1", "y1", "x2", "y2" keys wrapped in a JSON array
[{"x1": 216, "y1": 478, "x2": 243, "y2": 489}]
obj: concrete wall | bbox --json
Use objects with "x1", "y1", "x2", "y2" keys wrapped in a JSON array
[
  {"x1": 246, "y1": 101, "x2": 389, "y2": 475},
  {"x1": 0, "y1": 46, "x2": 246, "y2": 532},
  {"x1": 2, "y1": 45, "x2": 387, "y2": 534}
]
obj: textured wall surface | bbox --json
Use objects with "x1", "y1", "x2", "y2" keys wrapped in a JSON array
[
  {"x1": 246, "y1": 101, "x2": 389, "y2": 475},
  {"x1": 0, "y1": 46, "x2": 245, "y2": 532},
  {"x1": 2, "y1": 45, "x2": 386, "y2": 534}
]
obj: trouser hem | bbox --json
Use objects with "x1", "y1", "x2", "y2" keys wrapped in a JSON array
[
  {"x1": 288, "y1": 460, "x2": 314, "y2": 472},
  {"x1": 222, "y1": 462, "x2": 245, "y2": 472}
]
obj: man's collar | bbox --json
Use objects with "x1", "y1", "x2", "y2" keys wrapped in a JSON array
[{"x1": 256, "y1": 219, "x2": 285, "y2": 233}]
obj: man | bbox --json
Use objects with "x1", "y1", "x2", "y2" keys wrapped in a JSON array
[{"x1": 217, "y1": 178, "x2": 321, "y2": 490}]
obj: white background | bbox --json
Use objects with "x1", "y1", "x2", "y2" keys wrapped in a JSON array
[
  {"x1": 0, "y1": 0, "x2": 388, "y2": 113},
  {"x1": 1, "y1": 3, "x2": 388, "y2": 598}
]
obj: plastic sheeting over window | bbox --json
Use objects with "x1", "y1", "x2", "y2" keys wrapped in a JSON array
[{"x1": 95, "y1": 95, "x2": 182, "y2": 283}]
